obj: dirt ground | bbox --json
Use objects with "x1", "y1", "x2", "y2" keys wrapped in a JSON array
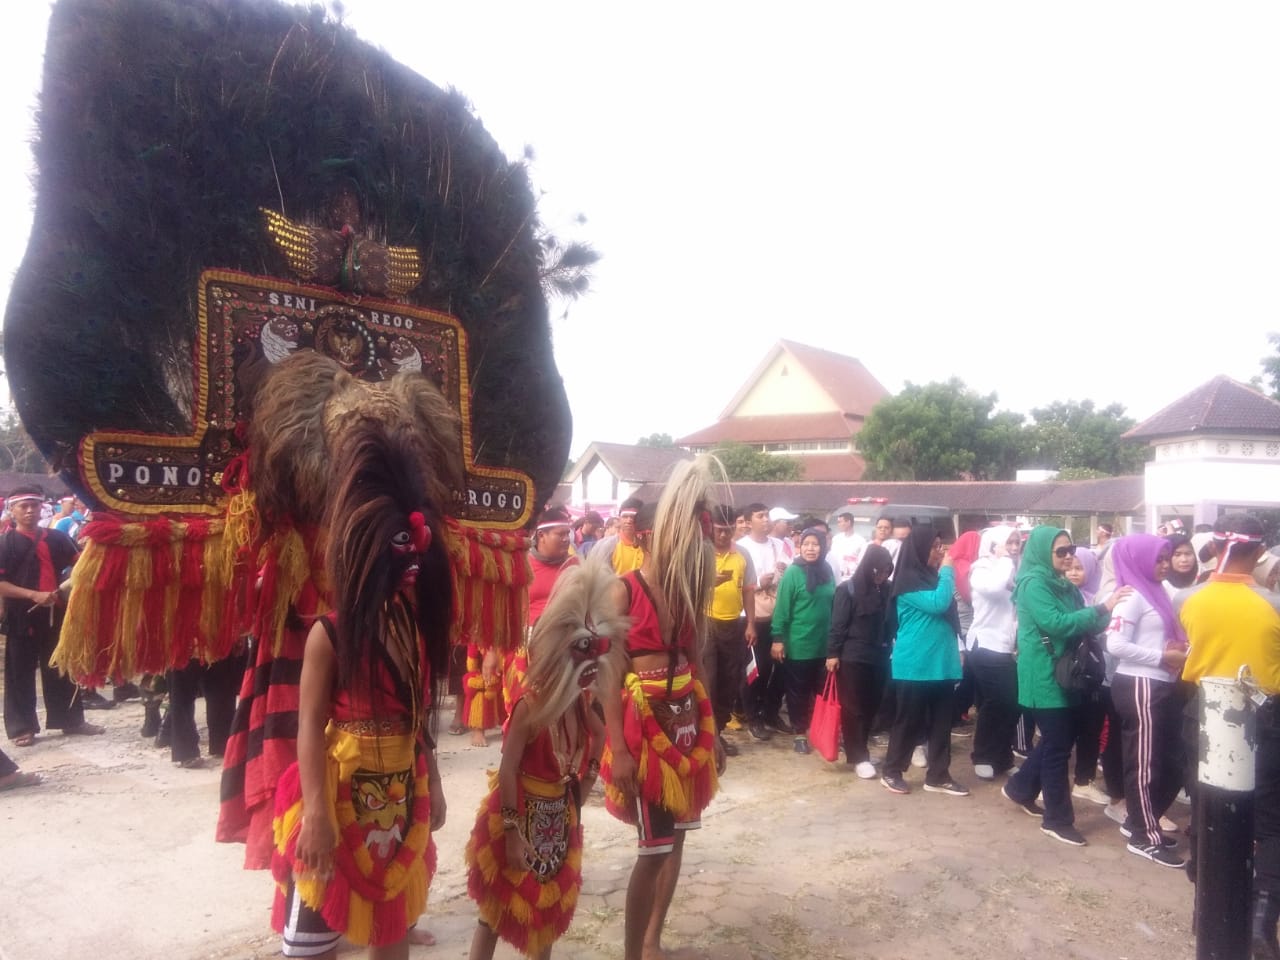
[{"x1": 0, "y1": 694, "x2": 1198, "y2": 960}]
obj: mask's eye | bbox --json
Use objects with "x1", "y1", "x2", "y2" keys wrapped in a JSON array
[
  {"x1": 392, "y1": 531, "x2": 411, "y2": 547},
  {"x1": 572, "y1": 635, "x2": 592, "y2": 653},
  {"x1": 359, "y1": 787, "x2": 386, "y2": 811}
]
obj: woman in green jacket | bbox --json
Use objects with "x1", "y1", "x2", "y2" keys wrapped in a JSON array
[
  {"x1": 1002, "y1": 526, "x2": 1130, "y2": 846},
  {"x1": 772, "y1": 528, "x2": 835, "y2": 755}
]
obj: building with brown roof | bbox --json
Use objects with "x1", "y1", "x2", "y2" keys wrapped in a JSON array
[
  {"x1": 563, "y1": 441, "x2": 694, "y2": 515},
  {"x1": 677, "y1": 340, "x2": 890, "y2": 481},
  {"x1": 1124, "y1": 376, "x2": 1280, "y2": 528},
  {"x1": 626, "y1": 476, "x2": 1145, "y2": 538}
]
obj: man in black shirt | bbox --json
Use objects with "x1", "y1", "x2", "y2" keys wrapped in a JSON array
[{"x1": 1, "y1": 486, "x2": 103, "y2": 744}]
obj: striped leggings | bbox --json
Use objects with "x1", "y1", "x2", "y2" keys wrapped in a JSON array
[{"x1": 1112, "y1": 674, "x2": 1185, "y2": 847}]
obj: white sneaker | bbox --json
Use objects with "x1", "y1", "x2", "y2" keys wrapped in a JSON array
[
  {"x1": 1159, "y1": 814, "x2": 1178, "y2": 832},
  {"x1": 1176, "y1": 789, "x2": 1191, "y2": 806},
  {"x1": 1072, "y1": 782, "x2": 1111, "y2": 805},
  {"x1": 855, "y1": 761, "x2": 877, "y2": 779},
  {"x1": 1104, "y1": 801, "x2": 1127, "y2": 825},
  {"x1": 974, "y1": 763, "x2": 995, "y2": 780},
  {"x1": 912, "y1": 745, "x2": 927, "y2": 768}
]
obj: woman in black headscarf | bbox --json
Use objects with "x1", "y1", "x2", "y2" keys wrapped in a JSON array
[
  {"x1": 879, "y1": 526, "x2": 967, "y2": 796},
  {"x1": 826, "y1": 543, "x2": 895, "y2": 778},
  {"x1": 1163, "y1": 533, "x2": 1198, "y2": 596},
  {"x1": 772, "y1": 528, "x2": 836, "y2": 754}
]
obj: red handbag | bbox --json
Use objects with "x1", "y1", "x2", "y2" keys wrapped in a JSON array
[{"x1": 809, "y1": 671, "x2": 841, "y2": 762}]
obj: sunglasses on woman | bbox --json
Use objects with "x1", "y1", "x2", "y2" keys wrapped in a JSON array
[{"x1": 1054, "y1": 544, "x2": 1077, "y2": 558}]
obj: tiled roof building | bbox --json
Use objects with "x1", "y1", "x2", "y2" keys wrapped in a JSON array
[
  {"x1": 627, "y1": 476, "x2": 1145, "y2": 528},
  {"x1": 1125, "y1": 377, "x2": 1280, "y2": 529},
  {"x1": 1125, "y1": 375, "x2": 1280, "y2": 439},
  {"x1": 563, "y1": 441, "x2": 693, "y2": 514},
  {"x1": 677, "y1": 340, "x2": 889, "y2": 481}
]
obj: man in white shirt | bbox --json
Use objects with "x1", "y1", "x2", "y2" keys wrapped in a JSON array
[
  {"x1": 736, "y1": 502, "x2": 792, "y2": 740},
  {"x1": 882, "y1": 516, "x2": 912, "y2": 569},
  {"x1": 768, "y1": 506, "x2": 798, "y2": 561},
  {"x1": 826, "y1": 508, "x2": 868, "y2": 584}
]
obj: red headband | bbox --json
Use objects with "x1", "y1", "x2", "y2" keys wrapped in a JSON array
[{"x1": 1227, "y1": 531, "x2": 1264, "y2": 543}]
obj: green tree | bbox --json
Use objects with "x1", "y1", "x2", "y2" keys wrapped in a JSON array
[
  {"x1": 0, "y1": 410, "x2": 47, "y2": 473},
  {"x1": 1258, "y1": 332, "x2": 1280, "y2": 400},
  {"x1": 636, "y1": 432, "x2": 674, "y2": 448},
  {"x1": 857, "y1": 379, "x2": 1024, "y2": 481},
  {"x1": 982, "y1": 410, "x2": 1030, "y2": 482},
  {"x1": 1022, "y1": 399, "x2": 1146, "y2": 475},
  {"x1": 712, "y1": 442, "x2": 803, "y2": 482},
  {"x1": 1054, "y1": 466, "x2": 1110, "y2": 481}
]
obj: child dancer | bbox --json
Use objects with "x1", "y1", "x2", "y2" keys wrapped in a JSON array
[
  {"x1": 270, "y1": 425, "x2": 454, "y2": 959},
  {"x1": 465, "y1": 561, "x2": 627, "y2": 959}
]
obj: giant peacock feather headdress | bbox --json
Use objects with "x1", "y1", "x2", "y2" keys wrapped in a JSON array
[{"x1": 6, "y1": 0, "x2": 572, "y2": 679}]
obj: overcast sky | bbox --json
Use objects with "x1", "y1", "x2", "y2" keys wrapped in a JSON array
[{"x1": 4, "y1": 2, "x2": 1278, "y2": 458}]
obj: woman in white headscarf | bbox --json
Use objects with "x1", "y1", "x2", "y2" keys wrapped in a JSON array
[{"x1": 966, "y1": 526, "x2": 1022, "y2": 780}]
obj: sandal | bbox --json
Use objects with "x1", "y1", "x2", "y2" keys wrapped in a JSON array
[
  {"x1": 0, "y1": 771, "x2": 42, "y2": 791},
  {"x1": 448, "y1": 721, "x2": 466, "y2": 736},
  {"x1": 12, "y1": 733, "x2": 36, "y2": 748}
]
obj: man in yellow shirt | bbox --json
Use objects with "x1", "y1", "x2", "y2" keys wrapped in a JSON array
[
  {"x1": 1177, "y1": 514, "x2": 1280, "y2": 957},
  {"x1": 1180, "y1": 521, "x2": 1280, "y2": 696},
  {"x1": 705, "y1": 506, "x2": 755, "y2": 756},
  {"x1": 596, "y1": 496, "x2": 645, "y2": 574}
]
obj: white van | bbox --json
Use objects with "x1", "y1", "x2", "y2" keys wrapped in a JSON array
[{"x1": 829, "y1": 497, "x2": 955, "y2": 542}]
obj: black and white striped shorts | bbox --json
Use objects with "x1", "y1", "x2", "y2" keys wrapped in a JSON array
[{"x1": 280, "y1": 880, "x2": 341, "y2": 958}]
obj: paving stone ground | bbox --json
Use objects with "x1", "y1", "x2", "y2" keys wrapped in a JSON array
[{"x1": 0, "y1": 701, "x2": 1196, "y2": 959}]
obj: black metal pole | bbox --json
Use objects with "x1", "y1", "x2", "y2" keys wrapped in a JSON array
[{"x1": 1195, "y1": 677, "x2": 1257, "y2": 960}]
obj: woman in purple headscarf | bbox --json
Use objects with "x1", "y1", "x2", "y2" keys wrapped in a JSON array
[
  {"x1": 1064, "y1": 546, "x2": 1101, "y2": 606},
  {"x1": 1104, "y1": 534, "x2": 1189, "y2": 869}
]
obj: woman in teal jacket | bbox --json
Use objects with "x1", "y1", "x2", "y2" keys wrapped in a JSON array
[
  {"x1": 880, "y1": 525, "x2": 966, "y2": 796},
  {"x1": 772, "y1": 528, "x2": 835, "y2": 755},
  {"x1": 1002, "y1": 526, "x2": 1130, "y2": 846}
]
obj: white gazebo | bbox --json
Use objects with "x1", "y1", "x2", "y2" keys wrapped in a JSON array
[{"x1": 1124, "y1": 376, "x2": 1280, "y2": 529}]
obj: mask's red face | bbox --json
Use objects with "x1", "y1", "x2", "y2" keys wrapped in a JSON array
[
  {"x1": 391, "y1": 511, "x2": 432, "y2": 590},
  {"x1": 570, "y1": 619, "x2": 611, "y2": 688}
]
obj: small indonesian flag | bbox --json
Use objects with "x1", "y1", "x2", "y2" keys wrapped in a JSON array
[{"x1": 745, "y1": 646, "x2": 759, "y2": 686}]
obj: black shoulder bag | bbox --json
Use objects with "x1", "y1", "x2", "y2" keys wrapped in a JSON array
[{"x1": 1040, "y1": 632, "x2": 1104, "y2": 694}]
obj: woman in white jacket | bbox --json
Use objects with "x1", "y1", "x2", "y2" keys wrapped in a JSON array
[
  {"x1": 1105, "y1": 534, "x2": 1188, "y2": 869},
  {"x1": 967, "y1": 525, "x2": 1021, "y2": 780}
]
